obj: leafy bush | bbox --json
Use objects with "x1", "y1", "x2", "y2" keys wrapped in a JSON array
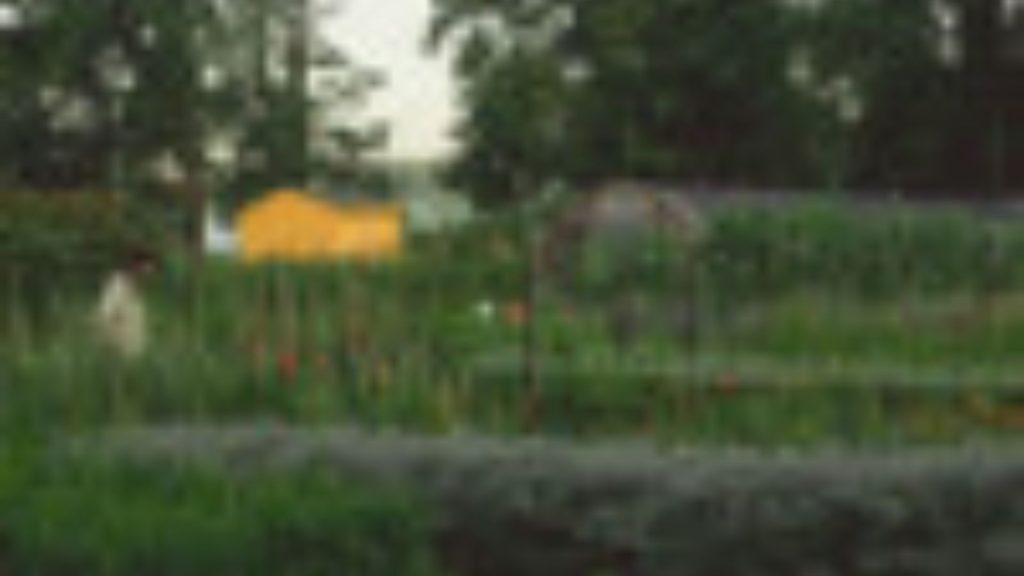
[
  {"x1": 0, "y1": 450, "x2": 440, "y2": 576},
  {"x1": 76, "y1": 428, "x2": 1024, "y2": 576},
  {"x1": 0, "y1": 191, "x2": 177, "y2": 321},
  {"x1": 432, "y1": 444, "x2": 1024, "y2": 576},
  {"x1": 697, "y1": 201, "x2": 1024, "y2": 303}
]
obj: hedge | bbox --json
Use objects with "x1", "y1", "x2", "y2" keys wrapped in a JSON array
[
  {"x1": 71, "y1": 426, "x2": 1024, "y2": 576},
  {"x1": 0, "y1": 447, "x2": 441, "y2": 576}
]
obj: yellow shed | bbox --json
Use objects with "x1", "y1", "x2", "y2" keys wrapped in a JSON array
[{"x1": 237, "y1": 189, "x2": 404, "y2": 263}]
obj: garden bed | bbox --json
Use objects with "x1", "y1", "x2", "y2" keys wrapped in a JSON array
[{"x1": 66, "y1": 425, "x2": 1024, "y2": 576}]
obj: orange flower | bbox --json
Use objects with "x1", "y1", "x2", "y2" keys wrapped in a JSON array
[
  {"x1": 503, "y1": 301, "x2": 529, "y2": 327},
  {"x1": 714, "y1": 371, "x2": 741, "y2": 396}
]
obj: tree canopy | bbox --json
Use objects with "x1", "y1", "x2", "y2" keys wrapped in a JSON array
[
  {"x1": 0, "y1": 0, "x2": 382, "y2": 202},
  {"x1": 431, "y1": 0, "x2": 1023, "y2": 205}
]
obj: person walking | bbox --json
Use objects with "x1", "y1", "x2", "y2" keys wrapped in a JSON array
[{"x1": 95, "y1": 250, "x2": 155, "y2": 361}]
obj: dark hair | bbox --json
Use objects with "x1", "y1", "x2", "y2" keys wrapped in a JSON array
[{"x1": 122, "y1": 248, "x2": 158, "y2": 275}]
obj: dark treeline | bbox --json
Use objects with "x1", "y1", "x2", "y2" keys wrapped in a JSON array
[
  {"x1": 0, "y1": 0, "x2": 383, "y2": 206},
  {"x1": 430, "y1": 0, "x2": 1024, "y2": 206}
]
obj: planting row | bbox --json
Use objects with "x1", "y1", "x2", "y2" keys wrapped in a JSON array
[
  {"x1": 68, "y1": 425, "x2": 1024, "y2": 576},
  {"x1": 0, "y1": 448, "x2": 439, "y2": 575}
]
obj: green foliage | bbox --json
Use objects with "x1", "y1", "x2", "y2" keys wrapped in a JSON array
[
  {"x1": 696, "y1": 202, "x2": 1024, "y2": 303},
  {"x1": 0, "y1": 191, "x2": 175, "y2": 306},
  {"x1": 434, "y1": 0, "x2": 839, "y2": 202},
  {"x1": 5, "y1": 197, "x2": 1024, "y2": 446},
  {"x1": 528, "y1": 197, "x2": 1024, "y2": 311},
  {"x1": 431, "y1": 0, "x2": 1023, "y2": 202},
  {"x1": 0, "y1": 0, "x2": 382, "y2": 199},
  {"x1": 6, "y1": 198, "x2": 1024, "y2": 446},
  {"x1": 69, "y1": 430, "x2": 1024, "y2": 576},
  {"x1": 413, "y1": 441, "x2": 1024, "y2": 576},
  {"x1": 0, "y1": 454, "x2": 440, "y2": 575}
]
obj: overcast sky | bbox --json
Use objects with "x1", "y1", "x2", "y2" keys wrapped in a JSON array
[
  {"x1": 0, "y1": 5, "x2": 18, "y2": 28},
  {"x1": 0, "y1": 1, "x2": 457, "y2": 161},
  {"x1": 324, "y1": 0, "x2": 459, "y2": 162}
]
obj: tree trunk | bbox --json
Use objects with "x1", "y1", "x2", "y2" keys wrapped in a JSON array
[
  {"x1": 285, "y1": 0, "x2": 310, "y2": 187},
  {"x1": 955, "y1": 0, "x2": 1005, "y2": 195}
]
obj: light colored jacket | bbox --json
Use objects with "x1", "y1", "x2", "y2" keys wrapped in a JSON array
[{"x1": 95, "y1": 271, "x2": 147, "y2": 360}]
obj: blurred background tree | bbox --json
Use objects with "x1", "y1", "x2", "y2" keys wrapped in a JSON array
[
  {"x1": 0, "y1": 0, "x2": 383, "y2": 246},
  {"x1": 431, "y1": 0, "x2": 1022, "y2": 206}
]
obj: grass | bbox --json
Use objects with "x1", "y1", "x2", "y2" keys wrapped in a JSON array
[{"x1": 0, "y1": 446, "x2": 440, "y2": 575}]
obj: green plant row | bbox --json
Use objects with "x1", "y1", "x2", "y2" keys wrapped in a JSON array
[
  {"x1": 0, "y1": 449, "x2": 440, "y2": 576},
  {"x1": 429, "y1": 440, "x2": 1024, "y2": 576},
  {"x1": 0, "y1": 191, "x2": 180, "y2": 318},
  {"x1": 694, "y1": 202, "x2": 1024, "y2": 302},
  {"x1": 6, "y1": 336, "x2": 1024, "y2": 447},
  {"x1": 7, "y1": 254, "x2": 1024, "y2": 446},
  {"x1": 70, "y1": 427, "x2": 1024, "y2": 576}
]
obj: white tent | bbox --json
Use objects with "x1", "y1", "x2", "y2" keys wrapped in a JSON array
[{"x1": 202, "y1": 204, "x2": 238, "y2": 256}]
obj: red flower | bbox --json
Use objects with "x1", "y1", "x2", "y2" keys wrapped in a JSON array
[
  {"x1": 277, "y1": 352, "x2": 300, "y2": 381},
  {"x1": 714, "y1": 371, "x2": 741, "y2": 396}
]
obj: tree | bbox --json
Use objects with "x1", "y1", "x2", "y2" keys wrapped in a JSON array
[
  {"x1": 0, "y1": 1, "x2": 114, "y2": 189},
  {"x1": 812, "y1": 0, "x2": 1015, "y2": 196},
  {"x1": 217, "y1": 0, "x2": 384, "y2": 205},
  {"x1": 1006, "y1": 4, "x2": 1024, "y2": 189},
  {"x1": 948, "y1": 0, "x2": 1006, "y2": 194},
  {"x1": 808, "y1": 0, "x2": 956, "y2": 192},
  {"x1": 430, "y1": 0, "x2": 843, "y2": 205},
  {"x1": 0, "y1": 0, "x2": 383, "y2": 226},
  {"x1": 432, "y1": 0, "x2": 1021, "y2": 203}
]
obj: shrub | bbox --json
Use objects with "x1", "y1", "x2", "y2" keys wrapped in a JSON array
[
  {"x1": 697, "y1": 201, "x2": 1024, "y2": 303},
  {"x1": 0, "y1": 191, "x2": 177, "y2": 324},
  {"x1": 73, "y1": 428, "x2": 1024, "y2": 576},
  {"x1": 0, "y1": 450, "x2": 441, "y2": 576}
]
